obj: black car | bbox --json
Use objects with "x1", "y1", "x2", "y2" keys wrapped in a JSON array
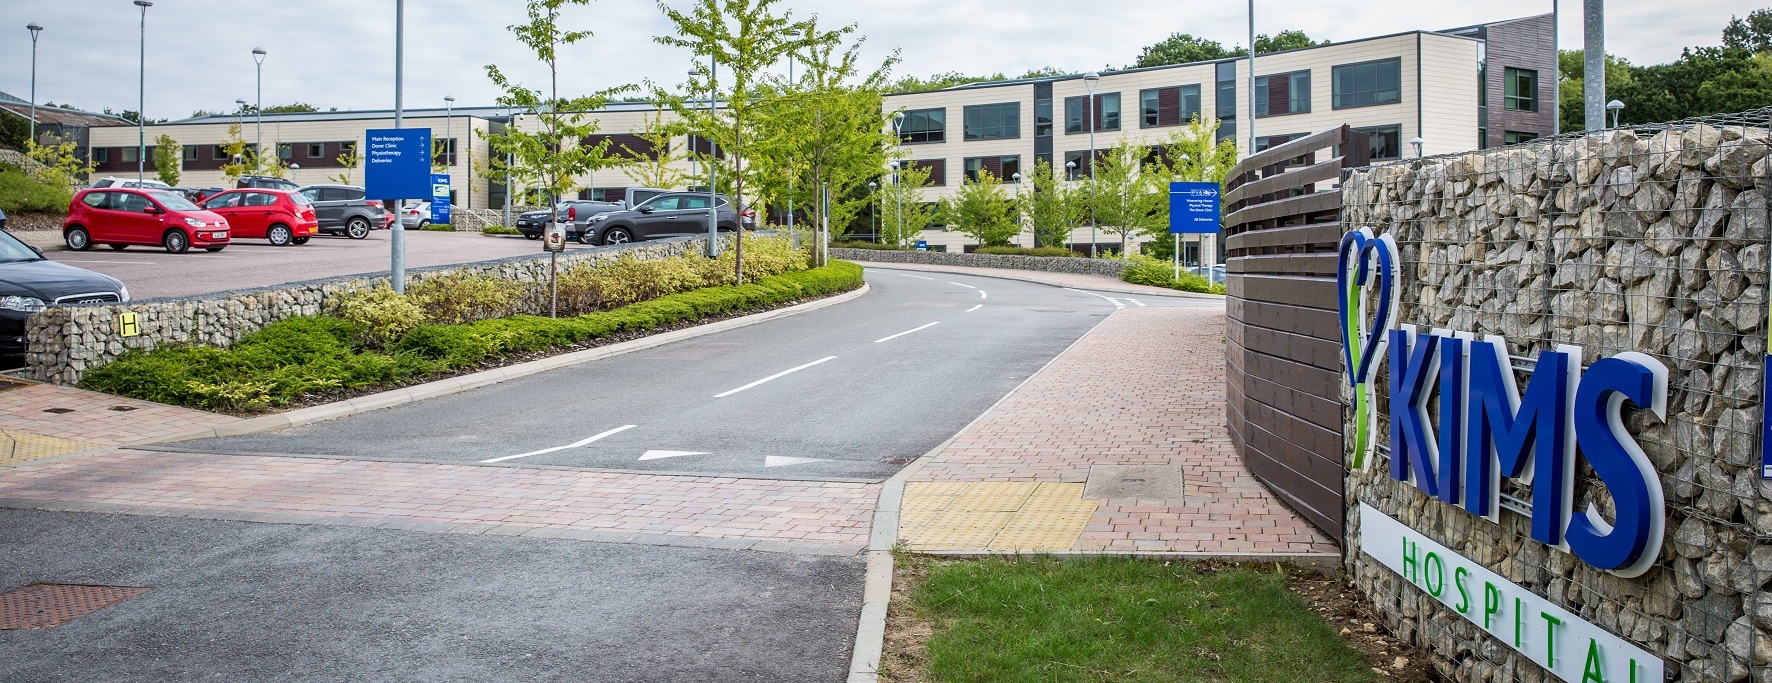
[
  {"x1": 298, "y1": 184, "x2": 386, "y2": 239},
  {"x1": 513, "y1": 203, "x2": 567, "y2": 241},
  {"x1": 237, "y1": 175, "x2": 300, "y2": 191},
  {"x1": 0, "y1": 221, "x2": 131, "y2": 367},
  {"x1": 581, "y1": 192, "x2": 748, "y2": 246}
]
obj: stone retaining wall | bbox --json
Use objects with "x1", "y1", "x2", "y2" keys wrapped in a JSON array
[
  {"x1": 25, "y1": 236, "x2": 707, "y2": 385},
  {"x1": 1341, "y1": 121, "x2": 1772, "y2": 682},
  {"x1": 828, "y1": 248, "x2": 1127, "y2": 277}
]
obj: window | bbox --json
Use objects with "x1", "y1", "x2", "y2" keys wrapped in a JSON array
[
  {"x1": 204, "y1": 192, "x2": 242, "y2": 209},
  {"x1": 898, "y1": 108, "x2": 945, "y2": 144},
  {"x1": 340, "y1": 141, "x2": 357, "y2": 157},
  {"x1": 1216, "y1": 120, "x2": 1236, "y2": 144},
  {"x1": 213, "y1": 145, "x2": 230, "y2": 161},
  {"x1": 1254, "y1": 134, "x2": 1308, "y2": 152},
  {"x1": 645, "y1": 196, "x2": 681, "y2": 211},
  {"x1": 307, "y1": 143, "x2": 324, "y2": 158},
  {"x1": 1064, "y1": 93, "x2": 1121, "y2": 133},
  {"x1": 81, "y1": 192, "x2": 112, "y2": 209},
  {"x1": 1140, "y1": 85, "x2": 1202, "y2": 128},
  {"x1": 244, "y1": 192, "x2": 278, "y2": 207},
  {"x1": 963, "y1": 103, "x2": 1020, "y2": 141},
  {"x1": 1504, "y1": 130, "x2": 1538, "y2": 145},
  {"x1": 182, "y1": 145, "x2": 199, "y2": 161},
  {"x1": 904, "y1": 159, "x2": 947, "y2": 186},
  {"x1": 681, "y1": 195, "x2": 711, "y2": 210},
  {"x1": 1255, "y1": 70, "x2": 1310, "y2": 117},
  {"x1": 1034, "y1": 99, "x2": 1052, "y2": 137},
  {"x1": 1215, "y1": 61, "x2": 1238, "y2": 119},
  {"x1": 434, "y1": 138, "x2": 457, "y2": 166},
  {"x1": 1503, "y1": 67, "x2": 1537, "y2": 111},
  {"x1": 121, "y1": 147, "x2": 138, "y2": 163},
  {"x1": 1353, "y1": 124, "x2": 1402, "y2": 160},
  {"x1": 1332, "y1": 58, "x2": 1402, "y2": 109},
  {"x1": 964, "y1": 155, "x2": 1022, "y2": 183},
  {"x1": 277, "y1": 143, "x2": 293, "y2": 160},
  {"x1": 1063, "y1": 151, "x2": 1097, "y2": 179},
  {"x1": 92, "y1": 148, "x2": 109, "y2": 163}
]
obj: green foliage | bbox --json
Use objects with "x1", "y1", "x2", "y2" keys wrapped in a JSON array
[
  {"x1": 0, "y1": 110, "x2": 28, "y2": 150},
  {"x1": 879, "y1": 163, "x2": 936, "y2": 248},
  {"x1": 1724, "y1": 8, "x2": 1772, "y2": 52},
  {"x1": 483, "y1": 225, "x2": 522, "y2": 235},
  {"x1": 973, "y1": 246, "x2": 1075, "y2": 257},
  {"x1": 408, "y1": 272, "x2": 521, "y2": 324},
  {"x1": 1132, "y1": 33, "x2": 1241, "y2": 67},
  {"x1": 556, "y1": 233, "x2": 808, "y2": 313},
  {"x1": 23, "y1": 138, "x2": 94, "y2": 196},
  {"x1": 889, "y1": 68, "x2": 1072, "y2": 92},
  {"x1": 1017, "y1": 157, "x2": 1081, "y2": 249},
  {"x1": 1559, "y1": 11, "x2": 1772, "y2": 131},
  {"x1": 938, "y1": 169, "x2": 1018, "y2": 247},
  {"x1": 0, "y1": 162, "x2": 74, "y2": 213},
  {"x1": 420, "y1": 223, "x2": 456, "y2": 231},
  {"x1": 153, "y1": 134, "x2": 181, "y2": 187},
  {"x1": 330, "y1": 145, "x2": 361, "y2": 185},
  {"x1": 1121, "y1": 255, "x2": 1223, "y2": 294},
  {"x1": 82, "y1": 263, "x2": 863, "y2": 412},
  {"x1": 1254, "y1": 30, "x2": 1323, "y2": 55},
  {"x1": 908, "y1": 557, "x2": 1373, "y2": 683},
  {"x1": 830, "y1": 239, "x2": 903, "y2": 250},
  {"x1": 331, "y1": 285, "x2": 429, "y2": 348}
]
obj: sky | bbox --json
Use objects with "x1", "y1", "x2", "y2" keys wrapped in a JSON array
[{"x1": 0, "y1": 0, "x2": 1752, "y2": 120}]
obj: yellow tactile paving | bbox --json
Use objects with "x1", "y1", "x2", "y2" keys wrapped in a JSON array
[
  {"x1": 898, "y1": 481, "x2": 1099, "y2": 552},
  {"x1": 0, "y1": 430, "x2": 102, "y2": 467}
]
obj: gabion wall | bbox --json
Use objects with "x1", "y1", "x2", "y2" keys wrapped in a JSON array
[{"x1": 1342, "y1": 111, "x2": 1772, "y2": 682}]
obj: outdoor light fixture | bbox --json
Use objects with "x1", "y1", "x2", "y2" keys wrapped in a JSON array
[
  {"x1": 444, "y1": 95, "x2": 455, "y2": 172},
  {"x1": 784, "y1": 28, "x2": 803, "y2": 234},
  {"x1": 133, "y1": 0, "x2": 152, "y2": 184},
  {"x1": 1606, "y1": 99, "x2": 1625, "y2": 129},
  {"x1": 26, "y1": 23, "x2": 42, "y2": 145},
  {"x1": 1083, "y1": 71, "x2": 1100, "y2": 257},
  {"x1": 252, "y1": 47, "x2": 267, "y2": 173},
  {"x1": 1410, "y1": 136, "x2": 1425, "y2": 159}
]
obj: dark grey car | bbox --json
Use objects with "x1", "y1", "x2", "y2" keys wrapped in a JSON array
[
  {"x1": 581, "y1": 192, "x2": 745, "y2": 246},
  {"x1": 298, "y1": 184, "x2": 385, "y2": 239}
]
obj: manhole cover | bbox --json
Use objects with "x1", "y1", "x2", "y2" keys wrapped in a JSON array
[
  {"x1": 0, "y1": 584, "x2": 149, "y2": 629},
  {"x1": 882, "y1": 456, "x2": 916, "y2": 465},
  {"x1": 42, "y1": 408, "x2": 74, "y2": 414},
  {"x1": 108, "y1": 405, "x2": 138, "y2": 412},
  {"x1": 1082, "y1": 465, "x2": 1184, "y2": 500}
]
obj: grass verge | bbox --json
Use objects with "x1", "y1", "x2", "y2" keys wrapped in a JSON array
[
  {"x1": 82, "y1": 261, "x2": 863, "y2": 413},
  {"x1": 882, "y1": 555, "x2": 1377, "y2": 683}
]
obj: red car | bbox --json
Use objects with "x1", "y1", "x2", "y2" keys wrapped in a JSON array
[
  {"x1": 199, "y1": 189, "x2": 320, "y2": 246},
  {"x1": 64, "y1": 187, "x2": 231, "y2": 253}
]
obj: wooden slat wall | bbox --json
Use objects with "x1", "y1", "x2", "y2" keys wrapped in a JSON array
[{"x1": 1223, "y1": 123, "x2": 1368, "y2": 542}]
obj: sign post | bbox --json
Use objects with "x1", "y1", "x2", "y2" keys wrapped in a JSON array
[
  {"x1": 430, "y1": 173, "x2": 451, "y2": 226},
  {"x1": 364, "y1": 127, "x2": 431, "y2": 293},
  {"x1": 1169, "y1": 181, "x2": 1221, "y2": 280}
]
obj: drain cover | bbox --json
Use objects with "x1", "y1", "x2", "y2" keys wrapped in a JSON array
[
  {"x1": 1082, "y1": 465, "x2": 1184, "y2": 500},
  {"x1": 42, "y1": 408, "x2": 74, "y2": 414},
  {"x1": 108, "y1": 405, "x2": 138, "y2": 412},
  {"x1": 0, "y1": 584, "x2": 149, "y2": 629}
]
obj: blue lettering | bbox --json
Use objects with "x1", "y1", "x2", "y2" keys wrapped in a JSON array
[
  {"x1": 1566, "y1": 353, "x2": 1668, "y2": 577},
  {"x1": 1390, "y1": 328, "x2": 1441, "y2": 497},
  {"x1": 1436, "y1": 334, "x2": 1466, "y2": 504},
  {"x1": 1464, "y1": 339, "x2": 1577, "y2": 546}
]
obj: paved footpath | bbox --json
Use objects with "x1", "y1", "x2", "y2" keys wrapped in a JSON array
[{"x1": 846, "y1": 260, "x2": 1218, "y2": 300}]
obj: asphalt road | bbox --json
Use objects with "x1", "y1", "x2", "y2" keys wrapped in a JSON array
[
  {"x1": 176, "y1": 268, "x2": 1216, "y2": 480},
  {"x1": 20, "y1": 229, "x2": 571, "y2": 300},
  {"x1": 0, "y1": 508, "x2": 862, "y2": 682}
]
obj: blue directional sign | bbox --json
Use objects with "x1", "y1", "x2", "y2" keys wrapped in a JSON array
[
  {"x1": 1170, "y1": 181, "x2": 1221, "y2": 234},
  {"x1": 364, "y1": 128, "x2": 432, "y2": 201},
  {"x1": 430, "y1": 174, "x2": 451, "y2": 224}
]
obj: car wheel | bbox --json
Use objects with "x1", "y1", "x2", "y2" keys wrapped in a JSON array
[
  {"x1": 107, "y1": 243, "x2": 128, "y2": 251},
  {"x1": 524, "y1": 233, "x2": 540, "y2": 240},
  {"x1": 576, "y1": 228, "x2": 596, "y2": 245},
  {"x1": 267, "y1": 224, "x2": 293, "y2": 246},
  {"x1": 291, "y1": 237, "x2": 310, "y2": 245},
  {"x1": 65, "y1": 226, "x2": 92, "y2": 251},
  {"x1": 414, "y1": 220, "x2": 429, "y2": 230},
  {"x1": 601, "y1": 227, "x2": 633, "y2": 246},
  {"x1": 346, "y1": 217, "x2": 371, "y2": 239},
  {"x1": 204, "y1": 246, "x2": 226, "y2": 252},
  {"x1": 163, "y1": 230, "x2": 190, "y2": 254}
]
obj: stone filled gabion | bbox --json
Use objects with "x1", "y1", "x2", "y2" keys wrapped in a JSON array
[
  {"x1": 1341, "y1": 123, "x2": 1772, "y2": 683},
  {"x1": 24, "y1": 236, "x2": 707, "y2": 386}
]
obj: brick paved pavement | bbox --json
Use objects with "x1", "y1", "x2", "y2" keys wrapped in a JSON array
[
  {"x1": 901, "y1": 306, "x2": 1339, "y2": 556},
  {"x1": 0, "y1": 381, "x2": 240, "y2": 446}
]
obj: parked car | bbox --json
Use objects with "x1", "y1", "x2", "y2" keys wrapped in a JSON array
[
  {"x1": 88, "y1": 177, "x2": 172, "y2": 190},
  {"x1": 560, "y1": 201, "x2": 624, "y2": 244},
  {"x1": 199, "y1": 189, "x2": 320, "y2": 246},
  {"x1": 297, "y1": 184, "x2": 386, "y2": 239},
  {"x1": 616, "y1": 187, "x2": 670, "y2": 209},
  {"x1": 236, "y1": 175, "x2": 300, "y2": 191},
  {"x1": 580, "y1": 192, "x2": 751, "y2": 246},
  {"x1": 63, "y1": 187, "x2": 230, "y2": 253},
  {"x1": 0, "y1": 226, "x2": 130, "y2": 368},
  {"x1": 191, "y1": 187, "x2": 226, "y2": 203},
  {"x1": 512, "y1": 203, "x2": 560, "y2": 239},
  {"x1": 399, "y1": 201, "x2": 431, "y2": 229}
]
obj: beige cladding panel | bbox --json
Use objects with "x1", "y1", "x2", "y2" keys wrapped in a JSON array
[{"x1": 1417, "y1": 34, "x2": 1480, "y2": 155}]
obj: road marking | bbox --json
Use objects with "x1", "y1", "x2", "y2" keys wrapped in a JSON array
[
  {"x1": 874, "y1": 322, "x2": 939, "y2": 343},
  {"x1": 965, "y1": 304, "x2": 983, "y2": 313},
  {"x1": 639, "y1": 449, "x2": 707, "y2": 461},
  {"x1": 714, "y1": 356, "x2": 838, "y2": 398},
  {"x1": 481, "y1": 424, "x2": 637, "y2": 463},
  {"x1": 765, "y1": 456, "x2": 828, "y2": 468},
  {"x1": 946, "y1": 281, "x2": 976, "y2": 289},
  {"x1": 1128, "y1": 299, "x2": 1147, "y2": 307},
  {"x1": 1064, "y1": 288, "x2": 1126, "y2": 309},
  {"x1": 54, "y1": 260, "x2": 157, "y2": 265},
  {"x1": 899, "y1": 274, "x2": 935, "y2": 280},
  {"x1": 978, "y1": 290, "x2": 987, "y2": 299}
]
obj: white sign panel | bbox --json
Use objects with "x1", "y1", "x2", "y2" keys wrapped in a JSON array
[{"x1": 1359, "y1": 503, "x2": 1662, "y2": 683}]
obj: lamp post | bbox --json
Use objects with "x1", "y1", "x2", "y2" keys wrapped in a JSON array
[
  {"x1": 444, "y1": 95, "x2": 455, "y2": 176},
  {"x1": 785, "y1": 28, "x2": 801, "y2": 236},
  {"x1": 1011, "y1": 172, "x2": 1024, "y2": 247},
  {"x1": 252, "y1": 47, "x2": 266, "y2": 174},
  {"x1": 889, "y1": 161, "x2": 902, "y2": 249},
  {"x1": 1410, "y1": 136, "x2": 1425, "y2": 158},
  {"x1": 1083, "y1": 71, "x2": 1099, "y2": 257},
  {"x1": 868, "y1": 180, "x2": 877, "y2": 242},
  {"x1": 26, "y1": 23, "x2": 42, "y2": 146},
  {"x1": 691, "y1": 67, "x2": 720, "y2": 261},
  {"x1": 133, "y1": 1, "x2": 151, "y2": 184},
  {"x1": 1606, "y1": 100, "x2": 1624, "y2": 129},
  {"x1": 1065, "y1": 160, "x2": 1077, "y2": 253}
]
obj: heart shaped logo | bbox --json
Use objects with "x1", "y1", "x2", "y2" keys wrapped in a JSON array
[{"x1": 1338, "y1": 228, "x2": 1399, "y2": 387}]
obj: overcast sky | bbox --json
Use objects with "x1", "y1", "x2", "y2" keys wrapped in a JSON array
[{"x1": 0, "y1": 0, "x2": 1751, "y2": 120}]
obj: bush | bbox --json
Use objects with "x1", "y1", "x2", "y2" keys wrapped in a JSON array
[
  {"x1": 1120, "y1": 255, "x2": 1225, "y2": 294},
  {"x1": 482, "y1": 225, "x2": 521, "y2": 236},
  {"x1": 555, "y1": 233, "x2": 808, "y2": 315},
  {"x1": 330, "y1": 285, "x2": 428, "y2": 348},
  {"x1": 831, "y1": 240, "x2": 904, "y2": 251},
  {"x1": 421, "y1": 223, "x2": 455, "y2": 231},
  {"x1": 82, "y1": 262, "x2": 864, "y2": 412},
  {"x1": 0, "y1": 163, "x2": 72, "y2": 214},
  {"x1": 408, "y1": 272, "x2": 520, "y2": 324},
  {"x1": 973, "y1": 246, "x2": 1076, "y2": 257}
]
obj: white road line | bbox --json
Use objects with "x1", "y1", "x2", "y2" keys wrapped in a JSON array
[
  {"x1": 1065, "y1": 287, "x2": 1126, "y2": 309},
  {"x1": 946, "y1": 281, "x2": 977, "y2": 289},
  {"x1": 900, "y1": 274, "x2": 935, "y2": 280},
  {"x1": 54, "y1": 260, "x2": 157, "y2": 265},
  {"x1": 714, "y1": 356, "x2": 838, "y2": 398},
  {"x1": 978, "y1": 290, "x2": 987, "y2": 299},
  {"x1": 965, "y1": 304, "x2": 983, "y2": 312},
  {"x1": 1128, "y1": 299, "x2": 1147, "y2": 307},
  {"x1": 873, "y1": 322, "x2": 940, "y2": 343},
  {"x1": 1108, "y1": 299, "x2": 1126, "y2": 309},
  {"x1": 481, "y1": 424, "x2": 637, "y2": 463}
]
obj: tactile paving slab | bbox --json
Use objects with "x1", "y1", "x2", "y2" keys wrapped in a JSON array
[
  {"x1": 0, "y1": 583, "x2": 150, "y2": 629},
  {"x1": 899, "y1": 481, "x2": 1099, "y2": 551}
]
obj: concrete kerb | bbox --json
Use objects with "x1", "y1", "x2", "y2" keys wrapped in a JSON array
[
  {"x1": 130, "y1": 283, "x2": 872, "y2": 447},
  {"x1": 851, "y1": 261, "x2": 1225, "y2": 301}
]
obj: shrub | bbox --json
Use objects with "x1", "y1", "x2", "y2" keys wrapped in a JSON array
[
  {"x1": 1121, "y1": 255, "x2": 1224, "y2": 294},
  {"x1": 831, "y1": 240, "x2": 903, "y2": 251},
  {"x1": 483, "y1": 225, "x2": 521, "y2": 235},
  {"x1": 330, "y1": 285, "x2": 428, "y2": 348},
  {"x1": 555, "y1": 233, "x2": 807, "y2": 315},
  {"x1": 0, "y1": 163, "x2": 72, "y2": 214},
  {"x1": 973, "y1": 246, "x2": 1077, "y2": 257},
  {"x1": 408, "y1": 272, "x2": 520, "y2": 324},
  {"x1": 421, "y1": 223, "x2": 455, "y2": 231}
]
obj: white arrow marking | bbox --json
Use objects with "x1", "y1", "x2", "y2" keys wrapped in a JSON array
[
  {"x1": 765, "y1": 456, "x2": 828, "y2": 468},
  {"x1": 639, "y1": 450, "x2": 707, "y2": 461},
  {"x1": 481, "y1": 425, "x2": 637, "y2": 463}
]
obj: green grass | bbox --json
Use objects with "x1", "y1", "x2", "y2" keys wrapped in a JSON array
[
  {"x1": 82, "y1": 261, "x2": 863, "y2": 412},
  {"x1": 0, "y1": 163, "x2": 72, "y2": 214},
  {"x1": 1121, "y1": 256, "x2": 1225, "y2": 295},
  {"x1": 905, "y1": 557, "x2": 1374, "y2": 683}
]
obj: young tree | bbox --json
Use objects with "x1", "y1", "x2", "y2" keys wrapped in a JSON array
[
  {"x1": 481, "y1": 0, "x2": 632, "y2": 211},
  {"x1": 153, "y1": 134, "x2": 182, "y2": 187},
  {"x1": 1139, "y1": 116, "x2": 1240, "y2": 259},
  {"x1": 940, "y1": 169, "x2": 1019, "y2": 247},
  {"x1": 23, "y1": 138, "x2": 95, "y2": 194},
  {"x1": 218, "y1": 123, "x2": 251, "y2": 183},
  {"x1": 1018, "y1": 157, "x2": 1080, "y2": 249},
  {"x1": 878, "y1": 163, "x2": 934, "y2": 249},
  {"x1": 1084, "y1": 137, "x2": 1165, "y2": 254},
  {"x1": 330, "y1": 145, "x2": 361, "y2": 185},
  {"x1": 619, "y1": 107, "x2": 688, "y2": 190}
]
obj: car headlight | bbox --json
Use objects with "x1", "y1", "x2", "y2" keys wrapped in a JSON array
[
  {"x1": 0, "y1": 296, "x2": 46, "y2": 313},
  {"x1": 589, "y1": 214, "x2": 610, "y2": 222},
  {"x1": 118, "y1": 285, "x2": 131, "y2": 302},
  {"x1": 183, "y1": 217, "x2": 207, "y2": 228}
]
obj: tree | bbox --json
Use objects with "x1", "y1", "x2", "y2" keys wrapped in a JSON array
[
  {"x1": 1084, "y1": 137, "x2": 1166, "y2": 254},
  {"x1": 655, "y1": 0, "x2": 821, "y2": 280},
  {"x1": 1018, "y1": 157, "x2": 1081, "y2": 249},
  {"x1": 1254, "y1": 30, "x2": 1322, "y2": 55},
  {"x1": 879, "y1": 163, "x2": 935, "y2": 249},
  {"x1": 23, "y1": 138, "x2": 94, "y2": 195},
  {"x1": 218, "y1": 123, "x2": 251, "y2": 183},
  {"x1": 153, "y1": 134, "x2": 181, "y2": 186},
  {"x1": 1132, "y1": 33, "x2": 1240, "y2": 68},
  {"x1": 618, "y1": 107, "x2": 689, "y2": 190},
  {"x1": 481, "y1": 0, "x2": 632, "y2": 213},
  {"x1": 1140, "y1": 116, "x2": 1240, "y2": 259},
  {"x1": 330, "y1": 145, "x2": 361, "y2": 184},
  {"x1": 939, "y1": 169, "x2": 1019, "y2": 247},
  {"x1": 1723, "y1": 8, "x2": 1772, "y2": 53}
]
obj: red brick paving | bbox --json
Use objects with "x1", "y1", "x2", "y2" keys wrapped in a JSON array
[{"x1": 0, "y1": 382, "x2": 240, "y2": 446}]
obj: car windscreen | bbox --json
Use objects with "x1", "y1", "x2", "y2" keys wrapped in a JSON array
[
  {"x1": 148, "y1": 191, "x2": 201, "y2": 211},
  {"x1": 0, "y1": 230, "x2": 43, "y2": 262}
]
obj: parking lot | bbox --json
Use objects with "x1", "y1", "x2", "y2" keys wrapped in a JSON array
[{"x1": 14, "y1": 229, "x2": 575, "y2": 300}]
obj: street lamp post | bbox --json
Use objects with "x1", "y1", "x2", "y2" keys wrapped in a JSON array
[
  {"x1": 1065, "y1": 160, "x2": 1077, "y2": 252},
  {"x1": 1083, "y1": 71, "x2": 1099, "y2": 257},
  {"x1": 891, "y1": 113, "x2": 904, "y2": 248},
  {"x1": 868, "y1": 180, "x2": 877, "y2": 242},
  {"x1": 26, "y1": 23, "x2": 42, "y2": 147},
  {"x1": 133, "y1": 1, "x2": 151, "y2": 184},
  {"x1": 252, "y1": 47, "x2": 266, "y2": 174},
  {"x1": 785, "y1": 28, "x2": 801, "y2": 236},
  {"x1": 1606, "y1": 99, "x2": 1625, "y2": 129},
  {"x1": 444, "y1": 95, "x2": 455, "y2": 179},
  {"x1": 1410, "y1": 136, "x2": 1425, "y2": 158}
]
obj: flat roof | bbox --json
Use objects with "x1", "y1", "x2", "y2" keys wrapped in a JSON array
[{"x1": 113, "y1": 99, "x2": 686, "y2": 128}]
